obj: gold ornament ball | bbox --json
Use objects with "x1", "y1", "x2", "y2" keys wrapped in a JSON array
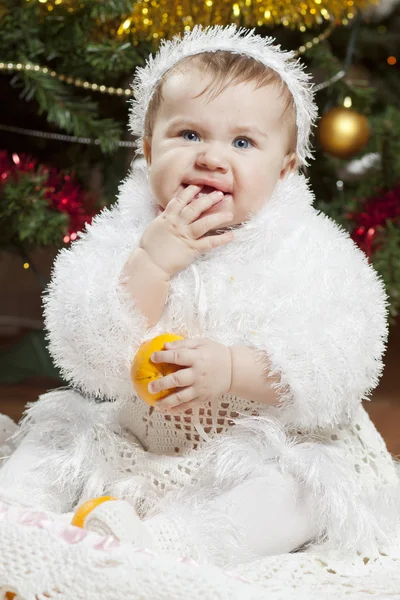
[{"x1": 318, "y1": 107, "x2": 370, "y2": 159}]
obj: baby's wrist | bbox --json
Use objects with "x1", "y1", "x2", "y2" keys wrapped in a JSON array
[{"x1": 137, "y1": 247, "x2": 171, "y2": 281}]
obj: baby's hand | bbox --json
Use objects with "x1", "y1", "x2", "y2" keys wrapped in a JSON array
[
  {"x1": 148, "y1": 337, "x2": 232, "y2": 412},
  {"x1": 139, "y1": 185, "x2": 234, "y2": 278}
]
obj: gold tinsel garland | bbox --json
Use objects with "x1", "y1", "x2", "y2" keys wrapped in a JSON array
[
  {"x1": 29, "y1": 0, "x2": 376, "y2": 41},
  {"x1": 120, "y1": 0, "x2": 370, "y2": 40}
]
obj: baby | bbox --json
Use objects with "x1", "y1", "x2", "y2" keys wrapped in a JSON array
[{"x1": 0, "y1": 26, "x2": 398, "y2": 568}]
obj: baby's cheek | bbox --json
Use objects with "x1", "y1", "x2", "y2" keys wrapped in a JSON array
[{"x1": 149, "y1": 175, "x2": 167, "y2": 206}]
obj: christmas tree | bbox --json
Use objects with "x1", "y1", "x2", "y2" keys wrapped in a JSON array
[{"x1": 0, "y1": 1, "x2": 399, "y2": 380}]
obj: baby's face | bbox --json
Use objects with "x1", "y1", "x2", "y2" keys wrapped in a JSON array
[{"x1": 144, "y1": 67, "x2": 297, "y2": 230}]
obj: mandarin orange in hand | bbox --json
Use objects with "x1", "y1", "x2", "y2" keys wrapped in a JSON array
[
  {"x1": 131, "y1": 333, "x2": 184, "y2": 406},
  {"x1": 71, "y1": 496, "x2": 117, "y2": 528}
]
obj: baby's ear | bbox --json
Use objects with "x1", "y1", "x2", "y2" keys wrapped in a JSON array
[
  {"x1": 280, "y1": 153, "x2": 298, "y2": 179},
  {"x1": 143, "y1": 137, "x2": 152, "y2": 166}
]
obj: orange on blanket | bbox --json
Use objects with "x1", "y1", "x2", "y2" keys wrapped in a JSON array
[
  {"x1": 131, "y1": 333, "x2": 184, "y2": 406},
  {"x1": 71, "y1": 496, "x2": 117, "y2": 528}
]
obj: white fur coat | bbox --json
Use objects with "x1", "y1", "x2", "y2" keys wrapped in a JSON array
[
  {"x1": 46, "y1": 164, "x2": 387, "y2": 428},
  {"x1": 1, "y1": 164, "x2": 399, "y2": 562}
]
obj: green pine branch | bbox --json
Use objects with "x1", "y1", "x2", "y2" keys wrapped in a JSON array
[
  {"x1": 84, "y1": 41, "x2": 147, "y2": 78},
  {"x1": 0, "y1": 1, "x2": 144, "y2": 151},
  {"x1": 1, "y1": 171, "x2": 69, "y2": 248},
  {"x1": 357, "y1": 29, "x2": 400, "y2": 55},
  {"x1": 83, "y1": 0, "x2": 135, "y2": 20},
  {"x1": 0, "y1": 4, "x2": 44, "y2": 62},
  {"x1": 10, "y1": 68, "x2": 123, "y2": 153},
  {"x1": 368, "y1": 106, "x2": 400, "y2": 189}
]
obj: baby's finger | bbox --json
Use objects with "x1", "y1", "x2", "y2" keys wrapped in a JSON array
[
  {"x1": 163, "y1": 339, "x2": 199, "y2": 350},
  {"x1": 181, "y1": 190, "x2": 224, "y2": 224},
  {"x1": 165, "y1": 185, "x2": 202, "y2": 216},
  {"x1": 155, "y1": 387, "x2": 197, "y2": 410},
  {"x1": 196, "y1": 229, "x2": 235, "y2": 251},
  {"x1": 190, "y1": 212, "x2": 233, "y2": 240},
  {"x1": 148, "y1": 367, "x2": 194, "y2": 395},
  {"x1": 151, "y1": 349, "x2": 193, "y2": 366}
]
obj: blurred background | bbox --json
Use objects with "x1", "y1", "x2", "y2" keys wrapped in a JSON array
[{"x1": 0, "y1": 0, "x2": 399, "y2": 453}]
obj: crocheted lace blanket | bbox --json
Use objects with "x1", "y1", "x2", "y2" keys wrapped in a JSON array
[
  {"x1": 1, "y1": 414, "x2": 400, "y2": 600},
  {"x1": 1, "y1": 494, "x2": 400, "y2": 599}
]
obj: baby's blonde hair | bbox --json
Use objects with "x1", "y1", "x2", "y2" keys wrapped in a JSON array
[{"x1": 144, "y1": 50, "x2": 297, "y2": 154}]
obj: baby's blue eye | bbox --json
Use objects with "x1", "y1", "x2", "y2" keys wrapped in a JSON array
[
  {"x1": 233, "y1": 137, "x2": 253, "y2": 149},
  {"x1": 182, "y1": 131, "x2": 200, "y2": 142}
]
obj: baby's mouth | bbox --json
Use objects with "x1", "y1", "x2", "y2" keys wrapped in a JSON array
[
  {"x1": 182, "y1": 183, "x2": 231, "y2": 197},
  {"x1": 197, "y1": 185, "x2": 222, "y2": 195}
]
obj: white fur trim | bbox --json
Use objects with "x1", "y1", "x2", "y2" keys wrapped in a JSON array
[{"x1": 0, "y1": 390, "x2": 128, "y2": 511}]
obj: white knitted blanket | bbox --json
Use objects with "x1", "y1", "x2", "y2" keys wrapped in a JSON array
[
  {"x1": 1, "y1": 494, "x2": 400, "y2": 599},
  {"x1": 1, "y1": 414, "x2": 400, "y2": 600}
]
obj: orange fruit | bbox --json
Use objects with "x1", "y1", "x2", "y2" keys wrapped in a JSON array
[
  {"x1": 71, "y1": 496, "x2": 117, "y2": 528},
  {"x1": 131, "y1": 333, "x2": 184, "y2": 406}
]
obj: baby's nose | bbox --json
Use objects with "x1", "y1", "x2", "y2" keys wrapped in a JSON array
[{"x1": 195, "y1": 148, "x2": 229, "y2": 172}]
